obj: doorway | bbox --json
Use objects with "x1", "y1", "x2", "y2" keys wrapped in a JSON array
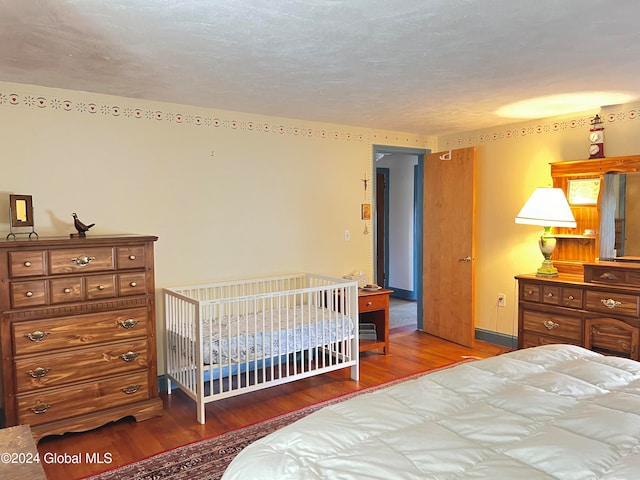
[{"x1": 373, "y1": 146, "x2": 427, "y2": 330}]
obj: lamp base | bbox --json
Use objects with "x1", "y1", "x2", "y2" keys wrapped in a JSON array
[{"x1": 536, "y1": 259, "x2": 559, "y2": 277}]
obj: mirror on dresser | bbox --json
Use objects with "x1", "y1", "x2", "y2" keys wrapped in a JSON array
[{"x1": 550, "y1": 155, "x2": 640, "y2": 275}]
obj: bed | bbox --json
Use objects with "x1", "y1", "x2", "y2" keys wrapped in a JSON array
[
  {"x1": 163, "y1": 273, "x2": 359, "y2": 423},
  {"x1": 222, "y1": 344, "x2": 640, "y2": 479}
]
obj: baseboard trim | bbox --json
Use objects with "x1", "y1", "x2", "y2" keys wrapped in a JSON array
[
  {"x1": 475, "y1": 328, "x2": 518, "y2": 349},
  {"x1": 388, "y1": 287, "x2": 417, "y2": 300}
]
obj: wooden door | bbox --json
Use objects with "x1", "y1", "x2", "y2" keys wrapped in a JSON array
[{"x1": 422, "y1": 147, "x2": 476, "y2": 347}]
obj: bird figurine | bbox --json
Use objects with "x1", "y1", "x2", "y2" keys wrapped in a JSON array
[{"x1": 72, "y1": 213, "x2": 95, "y2": 237}]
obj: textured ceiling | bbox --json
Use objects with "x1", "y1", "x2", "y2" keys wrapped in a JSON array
[{"x1": 1, "y1": 0, "x2": 639, "y2": 136}]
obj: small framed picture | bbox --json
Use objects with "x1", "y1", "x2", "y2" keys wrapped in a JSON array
[
  {"x1": 568, "y1": 178, "x2": 600, "y2": 205},
  {"x1": 361, "y1": 203, "x2": 371, "y2": 220},
  {"x1": 10, "y1": 194, "x2": 34, "y2": 227}
]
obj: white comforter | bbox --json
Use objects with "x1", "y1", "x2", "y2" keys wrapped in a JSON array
[{"x1": 222, "y1": 344, "x2": 640, "y2": 479}]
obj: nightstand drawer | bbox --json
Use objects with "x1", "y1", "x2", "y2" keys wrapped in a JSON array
[
  {"x1": 522, "y1": 310, "x2": 582, "y2": 342},
  {"x1": 358, "y1": 293, "x2": 388, "y2": 313}
]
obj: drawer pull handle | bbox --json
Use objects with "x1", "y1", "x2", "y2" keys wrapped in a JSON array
[
  {"x1": 119, "y1": 318, "x2": 139, "y2": 329},
  {"x1": 128, "y1": 255, "x2": 136, "y2": 260},
  {"x1": 98, "y1": 285, "x2": 105, "y2": 290},
  {"x1": 129, "y1": 281, "x2": 137, "y2": 287},
  {"x1": 23, "y1": 261, "x2": 32, "y2": 267},
  {"x1": 543, "y1": 320, "x2": 559, "y2": 330},
  {"x1": 25, "y1": 330, "x2": 49, "y2": 342},
  {"x1": 30, "y1": 401, "x2": 52, "y2": 415},
  {"x1": 601, "y1": 298, "x2": 622, "y2": 309},
  {"x1": 121, "y1": 384, "x2": 141, "y2": 395},
  {"x1": 70, "y1": 255, "x2": 95, "y2": 266},
  {"x1": 600, "y1": 273, "x2": 619, "y2": 280},
  {"x1": 120, "y1": 351, "x2": 140, "y2": 362},
  {"x1": 27, "y1": 367, "x2": 50, "y2": 379},
  {"x1": 29, "y1": 401, "x2": 52, "y2": 415},
  {"x1": 25, "y1": 291, "x2": 33, "y2": 297}
]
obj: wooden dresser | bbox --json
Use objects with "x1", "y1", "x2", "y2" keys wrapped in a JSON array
[
  {"x1": 516, "y1": 262, "x2": 640, "y2": 359},
  {"x1": 0, "y1": 235, "x2": 162, "y2": 441}
]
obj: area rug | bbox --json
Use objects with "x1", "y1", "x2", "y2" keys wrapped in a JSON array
[{"x1": 83, "y1": 360, "x2": 474, "y2": 480}]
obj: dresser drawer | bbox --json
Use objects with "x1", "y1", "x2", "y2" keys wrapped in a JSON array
[
  {"x1": 10, "y1": 280, "x2": 47, "y2": 308},
  {"x1": 48, "y1": 247, "x2": 114, "y2": 274},
  {"x1": 15, "y1": 339, "x2": 149, "y2": 393},
  {"x1": 521, "y1": 283, "x2": 541, "y2": 302},
  {"x1": 118, "y1": 272, "x2": 147, "y2": 296},
  {"x1": 86, "y1": 274, "x2": 117, "y2": 299},
  {"x1": 584, "y1": 265, "x2": 640, "y2": 288},
  {"x1": 12, "y1": 307, "x2": 149, "y2": 355},
  {"x1": 49, "y1": 277, "x2": 83, "y2": 304},
  {"x1": 8, "y1": 251, "x2": 46, "y2": 277},
  {"x1": 359, "y1": 293, "x2": 388, "y2": 313},
  {"x1": 585, "y1": 291, "x2": 639, "y2": 317},
  {"x1": 522, "y1": 310, "x2": 582, "y2": 342},
  {"x1": 117, "y1": 246, "x2": 146, "y2": 269},
  {"x1": 17, "y1": 371, "x2": 150, "y2": 426},
  {"x1": 521, "y1": 332, "x2": 581, "y2": 349}
]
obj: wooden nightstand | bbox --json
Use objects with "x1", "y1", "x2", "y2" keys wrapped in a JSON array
[{"x1": 358, "y1": 288, "x2": 392, "y2": 354}]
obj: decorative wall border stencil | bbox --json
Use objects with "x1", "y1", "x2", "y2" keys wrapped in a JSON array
[{"x1": 0, "y1": 89, "x2": 428, "y2": 148}]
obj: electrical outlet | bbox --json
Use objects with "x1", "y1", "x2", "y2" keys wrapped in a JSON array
[{"x1": 497, "y1": 293, "x2": 506, "y2": 307}]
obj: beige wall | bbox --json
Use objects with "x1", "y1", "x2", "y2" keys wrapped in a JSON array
[
  {"x1": 439, "y1": 102, "x2": 640, "y2": 339},
  {"x1": 2, "y1": 80, "x2": 640, "y2": 360}
]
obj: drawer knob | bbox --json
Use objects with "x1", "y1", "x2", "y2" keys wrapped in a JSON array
[
  {"x1": 25, "y1": 291, "x2": 33, "y2": 297},
  {"x1": 30, "y1": 401, "x2": 52, "y2": 415},
  {"x1": 547, "y1": 292, "x2": 554, "y2": 297},
  {"x1": 543, "y1": 320, "x2": 559, "y2": 330},
  {"x1": 63, "y1": 288, "x2": 71, "y2": 294},
  {"x1": 98, "y1": 284, "x2": 105, "y2": 291},
  {"x1": 128, "y1": 255, "x2": 136, "y2": 260},
  {"x1": 27, "y1": 367, "x2": 50, "y2": 379},
  {"x1": 601, "y1": 298, "x2": 622, "y2": 309},
  {"x1": 527, "y1": 290, "x2": 534, "y2": 295},
  {"x1": 568, "y1": 295, "x2": 575, "y2": 300},
  {"x1": 121, "y1": 384, "x2": 141, "y2": 395},
  {"x1": 70, "y1": 255, "x2": 95, "y2": 266},
  {"x1": 366, "y1": 301, "x2": 372, "y2": 306},
  {"x1": 23, "y1": 261, "x2": 32, "y2": 267},
  {"x1": 129, "y1": 281, "x2": 137, "y2": 287},
  {"x1": 25, "y1": 330, "x2": 49, "y2": 342},
  {"x1": 120, "y1": 351, "x2": 140, "y2": 362},
  {"x1": 119, "y1": 318, "x2": 139, "y2": 329}
]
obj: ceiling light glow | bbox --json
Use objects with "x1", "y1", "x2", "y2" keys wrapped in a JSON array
[{"x1": 496, "y1": 92, "x2": 636, "y2": 119}]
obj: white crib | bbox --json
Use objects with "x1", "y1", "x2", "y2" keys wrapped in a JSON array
[{"x1": 163, "y1": 273, "x2": 359, "y2": 423}]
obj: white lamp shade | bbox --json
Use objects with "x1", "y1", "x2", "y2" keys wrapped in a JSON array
[{"x1": 515, "y1": 187, "x2": 577, "y2": 228}]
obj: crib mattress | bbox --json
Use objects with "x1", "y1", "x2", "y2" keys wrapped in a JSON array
[{"x1": 171, "y1": 306, "x2": 354, "y2": 365}]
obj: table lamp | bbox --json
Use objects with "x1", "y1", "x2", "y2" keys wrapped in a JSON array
[{"x1": 515, "y1": 187, "x2": 576, "y2": 277}]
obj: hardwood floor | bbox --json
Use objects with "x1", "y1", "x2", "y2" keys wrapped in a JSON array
[{"x1": 37, "y1": 328, "x2": 510, "y2": 479}]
